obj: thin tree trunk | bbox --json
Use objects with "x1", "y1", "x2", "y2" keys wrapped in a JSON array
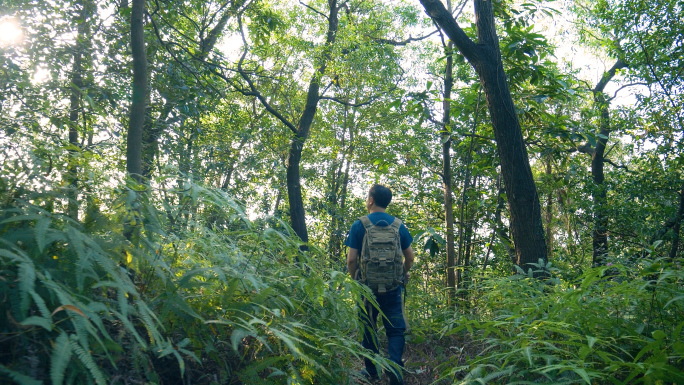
[
  {"x1": 420, "y1": 0, "x2": 547, "y2": 275},
  {"x1": 545, "y1": 158, "x2": 554, "y2": 258},
  {"x1": 335, "y1": 127, "x2": 353, "y2": 257},
  {"x1": 142, "y1": 102, "x2": 173, "y2": 179},
  {"x1": 127, "y1": 0, "x2": 147, "y2": 183},
  {"x1": 328, "y1": 99, "x2": 353, "y2": 264},
  {"x1": 220, "y1": 136, "x2": 250, "y2": 190},
  {"x1": 494, "y1": 173, "x2": 516, "y2": 264},
  {"x1": 461, "y1": 176, "x2": 478, "y2": 297},
  {"x1": 669, "y1": 185, "x2": 684, "y2": 260},
  {"x1": 482, "y1": 173, "x2": 503, "y2": 273},
  {"x1": 457, "y1": 89, "x2": 481, "y2": 289},
  {"x1": 590, "y1": 59, "x2": 627, "y2": 266},
  {"x1": 67, "y1": 2, "x2": 89, "y2": 221},
  {"x1": 442, "y1": 14, "x2": 456, "y2": 302}
]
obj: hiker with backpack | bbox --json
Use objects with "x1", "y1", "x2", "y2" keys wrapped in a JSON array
[{"x1": 346, "y1": 184, "x2": 415, "y2": 385}]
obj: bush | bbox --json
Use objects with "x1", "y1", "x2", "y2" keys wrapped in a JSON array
[
  {"x1": 0, "y1": 181, "x2": 387, "y2": 384},
  {"x1": 439, "y1": 261, "x2": 684, "y2": 384}
]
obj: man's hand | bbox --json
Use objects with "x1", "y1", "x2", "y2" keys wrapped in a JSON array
[
  {"x1": 347, "y1": 248, "x2": 359, "y2": 280},
  {"x1": 402, "y1": 246, "x2": 414, "y2": 286}
]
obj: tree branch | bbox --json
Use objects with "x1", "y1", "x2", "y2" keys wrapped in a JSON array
[
  {"x1": 420, "y1": 0, "x2": 480, "y2": 63},
  {"x1": 592, "y1": 58, "x2": 628, "y2": 94},
  {"x1": 236, "y1": 15, "x2": 297, "y2": 134},
  {"x1": 604, "y1": 158, "x2": 630, "y2": 171},
  {"x1": 611, "y1": 82, "x2": 648, "y2": 100},
  {"x1": 299, "y1": 1, "x2": 328, "y2": 20},
  {"x1": 371, "y1": 29, "x2": 439, "y2": 46},
  {"x1": 319, "y1": 96, "x2": 374, "y2": 107}
]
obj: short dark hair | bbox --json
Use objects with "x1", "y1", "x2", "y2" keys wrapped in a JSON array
[{"x1": 369, "y1": 184, "x2": 392, "y2": 208}]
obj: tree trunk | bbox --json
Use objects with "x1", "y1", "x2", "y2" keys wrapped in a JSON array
[
  {"x1": 482, "y1": 173, "x2": 505, "y2": 273},
  {"x1": 285, "y1": 0, "x2": 339, "y2": 247},
  {"x1": 127, "y1": 0, "x2": 147, "y2": 183},
  {"x1": 457, "y1": 89, "x2": 481, "y2": 289},
  {"x1": 669, "y1": 185, "x2": 684, "y2": 260},
  {"x1": 590, "y1": 59, "x2": 627, "y2": 266},
  {"x1": 287, "y1": 137, "x2": 308, "y2": 245},
  {"x1": 141, "y1": 101, "x2": 173, "y2": 179},
  {"x1": 442, "y1": 33, "x2": 456, "y2": 303},
  {"x1": 66, "y1": 2, "x2": 89, "y2": 221},
  {"x1": 591, "y1": 93, "x2": 609, "y2": 267},
  {"x1": 420, "y1": 0, "x2": 547, "y2": 276},
  {"x1": 494, "y1": 173, "x2": 517, "y2": 265},
  {"x1": 328, "y1": 100, "x2": 354, "y2": 264},
  {"x1": 461, "y1": 176, "x2": 478, "y2": 297},
  {"x1": 545, "y1": 158, "x2": 554, "y2": 258}
]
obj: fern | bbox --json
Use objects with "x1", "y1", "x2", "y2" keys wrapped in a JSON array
[
  {"x1": 0, "y1": 364, "x2": 42, "y2": 385},
  {"x1": 69, "y1": 334, "x2": 107, "y2": 385},
  {"x1": 17, "y1": 262, "x2": 35, "y2": 316},
  {"x1": 50, "y1": 332, "x2": 72, "y2": 385}
]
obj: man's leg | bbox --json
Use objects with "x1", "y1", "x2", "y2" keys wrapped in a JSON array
[
  {"x1": 359, "y1": 298, "x2": 380, "y2": 378},
  {"x1": 379, "y1": 287, "x2": 406, "y2": 384}
]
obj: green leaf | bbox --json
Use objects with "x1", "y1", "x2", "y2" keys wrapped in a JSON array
[
  {"x1": 0, "y1": 364, "x2": 43, "y2": 385},
  {"x1": 571, "y1": 368, "x2": 592, "y2": 384},
  {"x1": 50, "y1": 333, "x2": 72, "y2": 385},
  {"x1": 579, "y1": 346, "x2": 591, "y2": 360},
  {"x1": 586, "y1": 133, "x2": 597, "y2": 147},
  {"x1": 587, "y1": 335, "x2": 597, "y2": 348},
  {"x1": 652, "y1": 330, "x2": 666, "y2": 340},
  {"x1": 69, "y1": 335, "x2": 106, "y2": 385},
  {"x1": 663, "y1": 295, "x2": 684, "y2": 309},
  {"x1": 231, "y1": 328, "x2": 255, "y2": 352},
  {"x1": 20, "y1": 316, "x2": 52, "y2": 331},
  {"x1": 35, "y1": 217, "x2": 51, "y2": 253},
  {"x1": 18, "y1": 262, "x2": 35, "y2": 316},
  {"x1": 523, "y1": 346, "x2": 533, "y2": 365}
]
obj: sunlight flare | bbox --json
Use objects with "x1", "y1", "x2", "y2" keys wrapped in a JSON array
[{"x1": 0, "y1": 17, "x2": 23, "y2": 47}]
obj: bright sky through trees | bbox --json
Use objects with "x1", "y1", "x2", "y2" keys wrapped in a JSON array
[{"x1": 0, "y1": 17, "x2": 22, "y2": 47}]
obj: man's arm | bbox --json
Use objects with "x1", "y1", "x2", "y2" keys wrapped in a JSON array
[
  {"x1": 347, "y1": 247, "x2": 359, "y2": 280},
  {"x1": 402, "y1": 246, "x2": 414, "y2": 273}
]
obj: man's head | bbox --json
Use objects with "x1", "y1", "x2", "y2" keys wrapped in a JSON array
[{"x1": 367, "y1": 184, "x2": 392, "y2": 211}]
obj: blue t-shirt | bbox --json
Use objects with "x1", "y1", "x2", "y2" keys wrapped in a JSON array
[{"x1": 345, "y1": 212, "x2": 413, "y2": 251}]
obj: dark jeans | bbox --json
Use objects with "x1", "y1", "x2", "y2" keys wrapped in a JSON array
[{"x1": 359, "y1": 286, "x2": 405, "y2": 382}]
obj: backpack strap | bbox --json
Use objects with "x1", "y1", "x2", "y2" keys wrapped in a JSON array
[
  {"x1": 359, "y1": 216, "x2": 373, "y2": 229},
  {"x1": 390, "y1": 218, "x2": 402, "y2": 230}
]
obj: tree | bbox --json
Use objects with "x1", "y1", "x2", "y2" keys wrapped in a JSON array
[
  {"x1": 233, "y1": 0, "x2": 340, "y2": 247},
  {"x1": 126, "y1": 0, "x2": 147, "y2": 183},
  {"x1": 574, "y1": 0, "x2": 684, "y2": 262},
  {"x1": 420, "y1": 0, "x2": 547, "y2": 274},
  {"x1": 588, "y1": 59, "x2": 627, "y2": 266},
  {"x1": 438, "y1": 0, "x2": 457, "y2": 302}
]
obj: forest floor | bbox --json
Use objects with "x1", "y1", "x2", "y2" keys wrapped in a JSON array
[{"x1": 351, "y1": 332, "x2": 477, "y2": 385}]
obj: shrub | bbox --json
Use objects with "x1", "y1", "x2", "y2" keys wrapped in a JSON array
[{"x1": 439, "y1": 261, "x2": 684, "y2": 384}]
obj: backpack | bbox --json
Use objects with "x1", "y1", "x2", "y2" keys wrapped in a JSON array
[{"x1": 357, "y1": 215, "x2": 404, "y2": 294}]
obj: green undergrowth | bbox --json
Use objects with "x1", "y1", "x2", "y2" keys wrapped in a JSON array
[
  {"x1": 0, "y1": 181, "x2": 392, "y2": 384},
  {"x1": 439, "y1": 262, "x2": 684, "y2": 384}
]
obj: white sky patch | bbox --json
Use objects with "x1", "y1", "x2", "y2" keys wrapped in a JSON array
[
  {"x1": 32, "y1": 67, "x2": 51, "y2": 84},
  {"x1": 0, "y1": 16, "x2": 23, "y2": 47}
]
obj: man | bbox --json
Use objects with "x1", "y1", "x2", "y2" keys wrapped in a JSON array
[{"x1": 346, "y1": 184, "x2": 414, "y2": 385}]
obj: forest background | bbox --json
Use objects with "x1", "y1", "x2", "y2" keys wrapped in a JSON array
[{"x1": 0, "y1": 0, "x2": 682, "y2": 384}]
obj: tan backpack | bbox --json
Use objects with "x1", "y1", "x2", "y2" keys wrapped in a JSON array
[{"x1": 357, "y1": 216, "x2": 404, "y2": 293}]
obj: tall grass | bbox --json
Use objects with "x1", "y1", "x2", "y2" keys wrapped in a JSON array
[
  {"x1": 0, "y1": 180, "x2": 389, "y2": 384},
  {"x1": 439, "y1": 261, "x2": 684, "y2": 384}
]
